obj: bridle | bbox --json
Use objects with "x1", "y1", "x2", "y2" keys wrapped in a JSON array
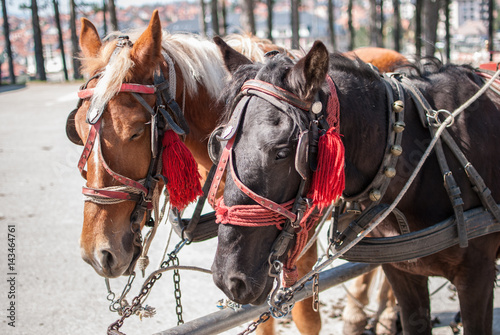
[
  {"x1": 209, "y1": 76, "x2": 341, "y2": 286},
  {"x1": 72, "y1": 36, "x2": 189, "y2": 270}
]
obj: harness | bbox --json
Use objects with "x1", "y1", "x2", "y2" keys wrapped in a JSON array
[
  {"x1": 71, "y1": 36, "x2": 189, "y2": 270},
  {"x1": 209, "y1": 64, "x2": 500, "y2": 292},
  {"x1": 332, "y1": 70, "x2": 500, "y2": 263}
]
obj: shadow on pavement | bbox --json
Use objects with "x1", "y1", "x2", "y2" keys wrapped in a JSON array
[{"x1": 0, "y1": 84, "x2": 27, "y2": 94}]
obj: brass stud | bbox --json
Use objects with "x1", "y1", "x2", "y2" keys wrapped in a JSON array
[
  {"x1": 384, "y1": 167, "x2": 396, "y2": 178},
  {"x1": 311, "y1": 101, "x2": 323, "y2": 114},
  {"x1": 269, "y1": 204, "x2": 273, "y2": 208},
  {"x1": 369, "y1": 189, "x2": 382, "y2": 202},
  {"x1": 393, "y1": 121, "x2": 406, "y2": 133},
  {"x1": 390, "y1": 145, "x2": 403, "y2": 156},
  {"x1": 392, "y1": 100, "x2": 404, "y2": 113}
]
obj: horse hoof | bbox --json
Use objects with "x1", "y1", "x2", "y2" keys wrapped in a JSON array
[
  {"x1": 375, "y1": 307, "x2": 400, "y2": 335},
  {"x1": 343, "y1": 319, "x2": 368, "y2": 335}
]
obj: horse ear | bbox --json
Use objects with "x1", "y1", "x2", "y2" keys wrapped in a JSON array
[
  {"x1": 288, "y1": 41, "x2": 329, "y2": 101},
  {"x1": 130, "y1": 10, "x2": 163, "y2": 75},
  {"x1": 213, "y1": 36, "x2": 252, "y2": 74},
  {"x1": 80, "y1": 18, "x2": 102, "y2": 58}
]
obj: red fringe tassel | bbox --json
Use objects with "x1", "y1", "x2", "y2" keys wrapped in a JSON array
[
  {"x1": 161, "y1": 130, "x2": 202, "y2": 210},
  {"x1": 307, "y1": 128, "x2": 345, "y2": 210}
]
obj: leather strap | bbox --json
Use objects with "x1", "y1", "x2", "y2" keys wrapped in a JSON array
[
  {"x1": 228, "y1": 150, "x2": 297, "y2": 222},
  {"x1": 208, "y1": 137, "x2": 234, "y2": 208},
  {"x1": 242, "y1": 80, "x2": 312, "y2": 111},
  {"x1": 78, "y1": 83, "x2": 156, "y2": 99},
  {"x1": 78, "y1": 119, "x2": 101, "y2": 178},
  {"x1": 342, "y1": 206, "x2": 500, "y2": 263},
  {"x1": 82, "y1": 186, "x2": 141, "y2": 201}
]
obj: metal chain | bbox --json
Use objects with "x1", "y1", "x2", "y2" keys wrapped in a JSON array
[
  {"x1": 171, "y1": 256, "x2": 184, "y2": 325},
  {"x1": 107, "y1": 239, "x2": 187, "y2": 335},
  {"x1": 312, "y1": 273, "x2": 320, "y2": 312},
  {"x1": 238, "y1": 311, "x2": 272, "y2": 335}
]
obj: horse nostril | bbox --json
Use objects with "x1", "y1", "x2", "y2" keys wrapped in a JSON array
[
  {"x1": 98, "y1": 249, "x2": 116, "y2": 272},
  {"x1": 227, "y1": 276, "x2": 248, "y2": 300}
]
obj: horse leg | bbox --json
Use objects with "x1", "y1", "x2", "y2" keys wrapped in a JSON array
[
  {"x1": 342, "y1": 268, "x2": 377, "y2": 335},
  {"x1": 452, "y1": 252, "x2": 497, "y2": 335},
  {"x1": 256, "y1": 318, "x2": 275, "y2": 335},
  {"x1": 375, "y1": 274, "x2": 398, "y2": 335},
  {"x1": 291, "y1": 237, "x2": 321, "y2": 335},
  {"x1": 382, "y1": 264, "x2": 432, "y2": 335}
]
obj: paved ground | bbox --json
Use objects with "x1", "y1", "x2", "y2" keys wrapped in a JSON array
[{"x1": 0, "y1": 83, "x2": 499, "y2": 335}]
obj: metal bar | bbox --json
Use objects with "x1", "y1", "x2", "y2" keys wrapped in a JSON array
[{"x1": 155, "y1": 262, "x2": 378, "y2": 335}]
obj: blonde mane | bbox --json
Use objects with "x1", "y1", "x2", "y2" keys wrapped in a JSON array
[{"x1": 79, "y1": 30, "x2": 291, "y2": 112}]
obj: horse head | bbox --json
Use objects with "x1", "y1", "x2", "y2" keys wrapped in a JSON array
[
  {"x1": 211, "y1": 38, "x2": 331, "y2": 305},
  {"x1": 66, "y1": 11, "x2": 192, "y2": 278}
]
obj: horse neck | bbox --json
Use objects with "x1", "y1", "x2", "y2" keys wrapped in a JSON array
[
  {"x1": 174, "y1": 66, "x2": 224, "y2": 172},
  {"x1": 333, "y1": 70, "x2": 389, "y2": 198}
]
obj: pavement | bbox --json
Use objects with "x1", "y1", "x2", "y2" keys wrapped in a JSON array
[{"x1": 0, "y1": 83, "x2": 499, "y2": 335}]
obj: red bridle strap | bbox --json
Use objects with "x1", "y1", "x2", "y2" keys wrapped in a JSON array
[
  {"x1": 82, "y1": 187, "x2": 139, "y2": 201},
  {"x1": 77, "y1": 83, "x2": 156, "y2": 99},
  {"x1": 228, "y1": 151, "x2": 297, "y2": 222},
  {"x1": 208, "y1": 135, "x2": 297, "y2": 223},
  {"x1": 77, "y1": 118, "x2": 149, "y2": 197}
]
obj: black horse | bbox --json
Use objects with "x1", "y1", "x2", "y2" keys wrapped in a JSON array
[{"x1": 210, "y1": 38, "x2": 500, "y2": 334}]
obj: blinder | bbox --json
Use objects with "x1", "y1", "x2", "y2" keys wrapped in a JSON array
[
  {"x1": 66, "y1": 107, "x2": 84, "y2": 146},
  {"x1": 295, "y1": 130, "x2": 311, "y2": 180},
  {"x1": 208, "y1": 126, "x2": 225, "y2": 164}
]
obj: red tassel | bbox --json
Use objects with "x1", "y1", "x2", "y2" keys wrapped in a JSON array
[
  {"x1": 161, "y1": 130, "x2": 203, "y2": 210},
  {"x1": 307, "y1": 128, "x2": 345, "y2": 210}
]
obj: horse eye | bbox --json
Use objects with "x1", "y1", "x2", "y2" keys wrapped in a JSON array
[
  {"x1": 276, "y1": 148, "x2": 291, "y2": 160},
  {"x1": 130, "y1": 128, "x2": 145, "y2": 141}
]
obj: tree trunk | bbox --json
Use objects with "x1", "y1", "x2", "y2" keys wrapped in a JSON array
[
  {"x1": 199, "y1": 0, "x2": 207, "y2": 36},
  {"x1": 108, "y1": 0, "x2": 118, "y2": 31},
  {"x1": 267, "y1": 0, "x2": 274, "y2": 41},
  {"x1": 489, "y1": 0, "x2": 494, "y2": 61},
  {"x1": 1, "y1": 0, "x2": 15, "y2": 84},
  {"x1": 369, "y1": 0, "x2": 377, "y2": 46},
  {"x1": 423, "y1": 0, "x2": 441, "y2": 57},
  {"x1": 211, "y1": 0, "x2": 219, "y2": 36},
  {"x1": 52, "y1": 0, "x2": 68, "y2": 81},
  {"x1": 444, "y1": 0, "x2": 450, "y2": 62},
  {"x1": 328, "y1": 0, "x2": 336, "y2": 50},
  {"x1": 70, "y1": 0, "x2": 82, "y2": 80},
  {"x1": 241, "y1": 0, "x2": 256, "y2": 35},
  {"x1": 415, "y1": 0, "x2": 423, "y2": 58},
  {"x1": 31, "y1": 0, "x2": 46, "y2": 81},
  {"x1": 392, "y1": 0, "x2": 401, "y2": 52},
  {"x1": 348, "y1": 0, "x2": 355, "y2": 50},
  {"x1": 221, "y1": 0, "x2": 227, "y2": 35},
  {"x1": 103, "y1": 0, "x2": 108, "y2": 36},
  {"x1": 379, "y1": 0, "x2": 384, "y2": 47},
  {"x1": 291, "y1": 0, "x2": 300, "y2": 49}
]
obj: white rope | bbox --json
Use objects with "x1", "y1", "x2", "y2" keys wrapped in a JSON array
[{"x1": 289, "y1": 67, "x2": 500, "y2": 292}]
